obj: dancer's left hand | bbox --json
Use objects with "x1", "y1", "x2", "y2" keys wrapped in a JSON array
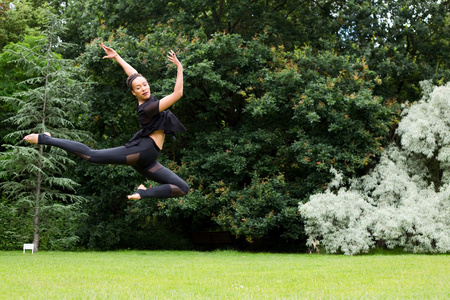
[{"x1": 167, "y1": 50, "x2": 182, "y2": 68}]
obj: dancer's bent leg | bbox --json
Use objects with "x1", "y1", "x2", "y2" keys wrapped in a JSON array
[{"x1": 130, "y1": 161, "x2": 189, "y2": 199}]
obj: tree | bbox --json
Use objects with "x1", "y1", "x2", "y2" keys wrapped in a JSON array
[
  {"x1": 172, "y1": 0, "x2": 337, "y2": 50},
  {"x1": 0, "y1": 39, "x2": 30, "y2": 150},
  {"x1": 0, "y1": 0, "x2": 49, "y2": 51},
  {"x1": 332, "y1": 0, "x2": 450, "y2": 101},
  {"x1": 0, "y1": 14, "x2": 90, "y2": 252}
]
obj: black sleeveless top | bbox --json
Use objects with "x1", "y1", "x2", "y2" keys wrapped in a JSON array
[{"x1": 125, "y1": 94, "x2": 186, "y2": 147}]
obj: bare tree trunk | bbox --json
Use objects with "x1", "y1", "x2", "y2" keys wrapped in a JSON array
[{"x1": 33, "y1": 145, "x2": 44, "y2": 253}]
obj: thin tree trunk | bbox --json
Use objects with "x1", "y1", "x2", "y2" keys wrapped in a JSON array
[
  {"x1": 33, "y1": 146, "x2": 44, "y2": 253},
  {"x1": 32, "y1": 23, "x2": 53, "y2": 253}
]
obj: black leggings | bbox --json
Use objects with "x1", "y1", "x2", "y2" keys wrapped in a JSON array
[{"x1": 38, "y1": 134, "x2": 189, "y2": 198}]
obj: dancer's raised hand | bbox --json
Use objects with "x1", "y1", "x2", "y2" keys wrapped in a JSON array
[
  {"x1": 167, "y1": 50, "x2": 182, "y2": 69},
  {"x1": 100, "y1": 43, "x2": 137, "y2": 76},
  {"x1": 101, "y1": 43, "x2": 118, "y2": 59}
]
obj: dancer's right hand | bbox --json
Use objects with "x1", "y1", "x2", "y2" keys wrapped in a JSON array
[{"x1": 101, "y1": 43, "x2": 118, "y2": 59}]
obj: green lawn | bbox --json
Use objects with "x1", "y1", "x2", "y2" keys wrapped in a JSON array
[{"x1": 0, "y1": 250, "x2": 448, "y2": 299}]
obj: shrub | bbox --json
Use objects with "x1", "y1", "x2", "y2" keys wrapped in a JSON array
[{"x1": 300, "y1": 190, "x2": 374, "y2": 255}]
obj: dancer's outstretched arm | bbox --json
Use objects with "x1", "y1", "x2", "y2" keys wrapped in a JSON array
[
  {"x1": 101, "y1": 43, "x2": 137, "y2": 76},
  {"x1": 159, "y1": 50, "x2": 183, "y2": 112}
]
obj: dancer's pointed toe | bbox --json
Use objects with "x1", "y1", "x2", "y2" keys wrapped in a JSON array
[
  {"x1": 127, "y1": 193, "x2": 141, "y2": 200},
  {"x1": 23, "y1": 132, "x2": 51, "y2": 144},
  {"x1": 127, "y1": 184, "x2": 150, "y2": 200},
  {"x1": 23, "y1": 134, "x2": 39, "y2": 144}
]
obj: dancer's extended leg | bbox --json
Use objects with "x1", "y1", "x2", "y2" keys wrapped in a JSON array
[{"x1": 25, "y1": 133, "x2": 140, "y2": 165}]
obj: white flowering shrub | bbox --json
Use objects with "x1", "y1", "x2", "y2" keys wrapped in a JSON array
[
  {"x1": 398, "y1": 81, "x2": 450, "y2": 159},
  {"x1": 354, "y1": 146, "x2": 429, "y2": 206},
  {"x1": 369, "y1": 185, "x2": 450, "y2": 253},
  {"x1": 300, "y1": 190, "x2": 374, "y2": 255},
  {"x1": 300, "y1": 82, "x2": 450, "y2": 255}
]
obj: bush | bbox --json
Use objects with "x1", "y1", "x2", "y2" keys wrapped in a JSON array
[
  {"x1": 213, "y1": 172, "x2": 302, "y2": 243},
  {"x1": 300, "y1": 190, "x2": 374, "y2": 255}
]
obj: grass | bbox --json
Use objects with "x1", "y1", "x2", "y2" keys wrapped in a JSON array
[{"x1": 0, "y1": 250, "x2": 449, "y2": 299}]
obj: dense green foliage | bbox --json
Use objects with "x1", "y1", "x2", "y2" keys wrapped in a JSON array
[{"x1": 1, "y1": 0, "x2": 449, "y2": 251}]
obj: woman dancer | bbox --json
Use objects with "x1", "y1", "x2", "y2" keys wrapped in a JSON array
[{"x1": 24, "y1": 44, "x2": 189, "y2": 200}]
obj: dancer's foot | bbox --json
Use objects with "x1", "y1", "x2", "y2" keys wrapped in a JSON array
[
  {"x1": 23, "y1": 132, "x2": 51, "y2": 144},
  {"x1": 127, "y1": 184, "x2": 149, "y2": 200}
]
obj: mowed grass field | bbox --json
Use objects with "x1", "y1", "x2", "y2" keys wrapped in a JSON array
[{"x1": 0, "y1": 250, "x2": 448, "y2": 299}]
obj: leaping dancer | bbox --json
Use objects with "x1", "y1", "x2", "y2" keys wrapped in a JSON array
[{"x1": 24, "y1": 44, "x2": 189, "y2": 200}]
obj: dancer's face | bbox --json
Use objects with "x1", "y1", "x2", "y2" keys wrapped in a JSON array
[{"x1": 131, "y1": 77, "x2": 151, "y2": 101}]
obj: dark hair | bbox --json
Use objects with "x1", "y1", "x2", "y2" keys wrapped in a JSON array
[{"x1": 126, "y1": 73, "x2": 145, "y2": 90}]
